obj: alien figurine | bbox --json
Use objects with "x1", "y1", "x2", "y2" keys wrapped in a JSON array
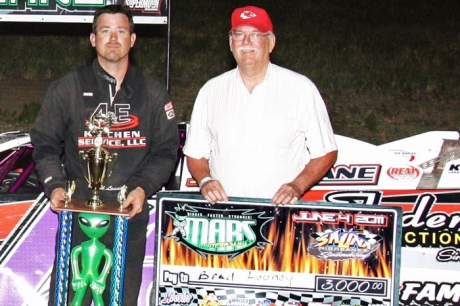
[{"x1": 70, "y1": 213, "x2": 113, "y2": 306}]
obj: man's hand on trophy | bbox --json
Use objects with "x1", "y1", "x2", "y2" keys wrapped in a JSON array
[
  {"x1": 50, "y1": 187, "x2": 66, "y2": 211},
  {"x1": 122, "y1": 187, "x2": 146, "y2": 219}
]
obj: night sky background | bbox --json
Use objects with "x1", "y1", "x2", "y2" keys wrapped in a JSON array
[{"x1": 0, "y1": 0, "x2": 458, "y2": 143}]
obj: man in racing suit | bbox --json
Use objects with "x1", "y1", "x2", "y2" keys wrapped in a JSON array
[{"x1": 30, "y1": 5, "x2": 179, "y2": 305}]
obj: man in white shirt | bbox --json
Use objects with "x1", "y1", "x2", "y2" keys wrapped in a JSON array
[{"x1": 183, "y1": 6, "x2": 338, "y2": 205}]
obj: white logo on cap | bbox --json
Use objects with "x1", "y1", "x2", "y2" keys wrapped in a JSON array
[{"x1": 240, "y1": 11, "x2": 257, "y2": 19}]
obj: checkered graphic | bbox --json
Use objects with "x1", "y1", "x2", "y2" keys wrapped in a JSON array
[{"x1": 156, "y1": 285, "x2": 390, "y2": 305}]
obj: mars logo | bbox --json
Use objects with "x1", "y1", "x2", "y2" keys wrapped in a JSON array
[
  {"x1": 163, "y1": 204, "x2": 272, "y2": 259},
  {"x1": 308, "y1": 229, "x2": 382, "y2": 261},
  {"x1": 387, "y1": 165, "x2": 421, "y2": 181},
  {"x1": 320, "y1": 164, "x2": 381, "y2": 185}
]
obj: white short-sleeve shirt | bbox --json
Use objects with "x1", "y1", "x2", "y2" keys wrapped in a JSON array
[{"x1": 183, "y1": 63, "x2": 337, "y2": 199}]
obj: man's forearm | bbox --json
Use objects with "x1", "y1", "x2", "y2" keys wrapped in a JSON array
[
  {"x1": 292, "y1": 150, "x2": 338, "y2": 195},
  {"x1": 186, "y1": 156, "x2": 212, "y2": 186}
]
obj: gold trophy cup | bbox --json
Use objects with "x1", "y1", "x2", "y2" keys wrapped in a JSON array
[
  {"x1": 57, "y1": 112, "x2": 129, "y2": 216},
  {"x1": 79, "y1": 113, "x2": 117, "y2": 208}
]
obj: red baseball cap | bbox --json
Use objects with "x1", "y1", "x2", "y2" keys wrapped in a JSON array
[{"x1": 229, "y1": 6, "x2": 273, "y2": 33}]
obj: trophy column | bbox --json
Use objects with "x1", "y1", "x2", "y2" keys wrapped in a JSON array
[
  {"x1": 54, "y1": 210, "x2": 128, "y2": 306},
  {"x1": 54, "y1": 210, "x2": 72, "y2": 305},
  {"x1": 53, "y1": 113, "x2": 131, "y2": 306}
]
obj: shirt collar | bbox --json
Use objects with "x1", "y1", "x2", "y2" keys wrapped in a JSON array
[
  {"x1": 92, "y1": 59, "x2": 133, "y2": 99},
  {"x1": 235, "y1": 61, "x2": 272, "y2": 81}
]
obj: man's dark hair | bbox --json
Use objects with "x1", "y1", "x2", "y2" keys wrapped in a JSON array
[{"x1": 92, "y1": 5, "x2": 135, "y2": 34}]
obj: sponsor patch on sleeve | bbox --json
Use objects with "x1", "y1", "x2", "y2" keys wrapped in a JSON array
[{"x1": 165, "y1": 101, "x2": 175, "y2": 120}]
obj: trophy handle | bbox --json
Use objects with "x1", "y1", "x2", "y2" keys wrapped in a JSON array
[
  {"x1": 117, "y1": 185, "x2": 128, "y2": 206},
  {"x1": 64, "y1": 180, "x2": 76, "y2": 205},
  {"x1": 106, "y1": 153, "x2": 118, "y2": 179},
  {"x1": 79, "y1": 150, "x2": 90, "y2": 183}
]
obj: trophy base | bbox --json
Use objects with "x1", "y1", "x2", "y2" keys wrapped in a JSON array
[{"x1": 55, "y1": 198, "x2": 129, "y2": 216}]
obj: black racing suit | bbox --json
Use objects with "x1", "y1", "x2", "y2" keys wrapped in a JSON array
[{"x1": 31, "y1": 59, "x2": 179, "y2": 305}]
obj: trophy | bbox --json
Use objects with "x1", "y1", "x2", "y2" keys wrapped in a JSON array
[
  {"x1": 57, "y1": 112, "x2": 129, "y2": 216},
  {"x1": 79, "y1": 112, "x2": 117, "y2": 208},
  {"x1": 53, "y1": 113, "x2": 130, "y2": 305}
]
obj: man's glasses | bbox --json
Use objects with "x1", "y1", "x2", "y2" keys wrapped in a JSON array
[{"x1": 230, "y1": 31, "x2": 270, "y2": 42}]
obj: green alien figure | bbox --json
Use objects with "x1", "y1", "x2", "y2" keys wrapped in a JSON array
[{"x1": 71, "y1": 213, "x2": 113, "y2": 306}]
